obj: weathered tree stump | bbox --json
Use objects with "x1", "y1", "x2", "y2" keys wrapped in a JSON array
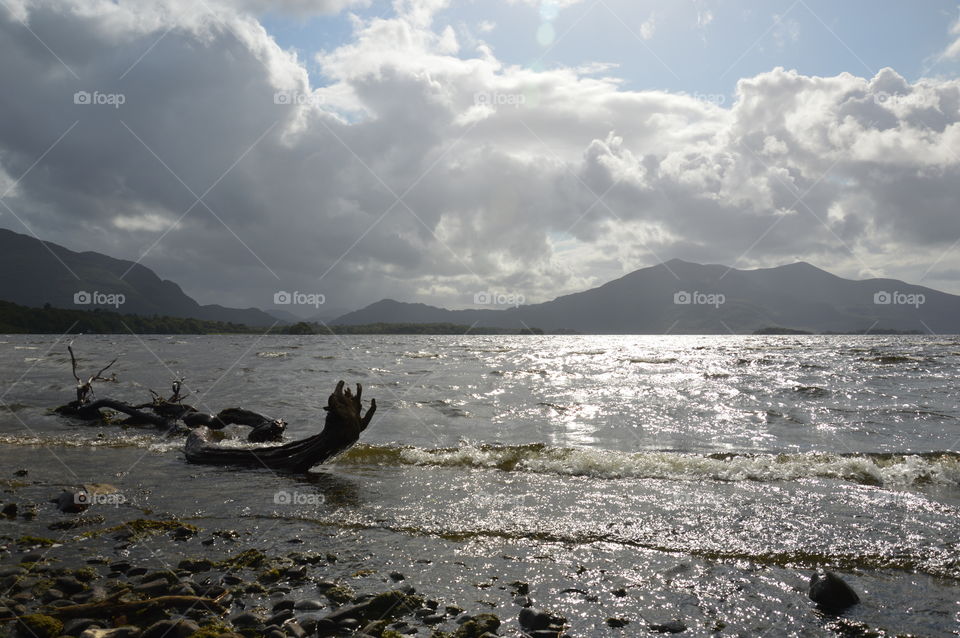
[{"x1": 185, "y1": 381, "x2": 376, "y2": 472}]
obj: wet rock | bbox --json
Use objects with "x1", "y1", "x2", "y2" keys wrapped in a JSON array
[
  {"x1": 513, "y1": 595, "x2": 532, "y2": 607},
  {"x1": 611, "y1": 587, "x2": 627, "y2": 597},
  {"x1": 338, "y1": 618, "x2": 360, "y2": 631},
  {"x1": 1, "y1": 503, "x2": 17, "y2": 518},
  {"x1": 79, "y1": 627, "x2": 142, "y2": 638},
  {"x1": 62, "y1": 618, "x2": 101, "y2": 636},
  {"x1": 284, "y1": 565, "x2": 307, "y2": 579},
  {"x1": 267, "y1": 609, "x2": 295, "y2": 627},
  {"x1": 389, "y1": 571, "x2": 405, "y2": 581},
  {"x1": 55, "y1": 576, "x2": 85, "y2": 595},
  {"x1": 266, "y1": 630, "x2": 285, "y2": 638},
  {"x1": 314, "y1": 618, "x2": 339, "y2": 637},
  {"x1": 518, "y1": 608, "x2": 552, "y2": 631},
  {"x1": 606, "y1": 617, "x2": 629, "y2": 628},
  {"x1": 454, "y1": 613, "x2": 500, "y2": 638},
  {"x1": 133, "y1": 579, "x2": 169, "y2": 596},
  {"x1": 649, "y1": 620, "x2": 687, "y2": 633},
  {"x1": 273, "y1": 599, "x2": 296, "y2": 612},
  {"x1": 54, "y1": 490, "x2": 88, "y2": 514},
  {"x1": 809, "y1": 571, "x2": 860, "y2": 612},
  {"x1": 15, "y1": 614, "x2": 63, "y2": 638},
  {"x1": 284, "y1": 621, "x2": 307, "y2": 638},
  {"x1": 293, "y1": 598, "x2": 325, "y2": 610},
  {"x1": 20, "y1": 552, "x2": 43, "y2": 563},
  {"x1": 141, "y1": 619, "x2": 199, "y2": 638},
  {"x1": 178, "y1": 558, "x2": 214, "y2": 573},
  {"x1": 230, "y1": 611, "x2": 264, "y2": 628}
]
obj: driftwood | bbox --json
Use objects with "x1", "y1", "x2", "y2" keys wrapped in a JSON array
[
  {"x1": 52, "y1": 345, "x2": 376, "y2": 471},
  {"x1": 54, "y1": 346, "x2": 286, "y2": 442},
  {"x1": 185, "y1": 381, "x2": 376, "y2": 472}
]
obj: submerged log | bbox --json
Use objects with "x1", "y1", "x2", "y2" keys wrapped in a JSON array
[{"x1": 185, "y1": 381, "x2": 375, "y2": 472}]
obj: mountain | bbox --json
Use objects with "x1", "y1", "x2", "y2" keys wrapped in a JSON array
[
  {"x1": 0, "y1": 228, "x2": 277, "y2": 327},
  {"x1": 334, "y1": 259, "x2": 960, "y2": 334}
]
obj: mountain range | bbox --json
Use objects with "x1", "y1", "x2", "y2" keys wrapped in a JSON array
[
  {"x1": 334, "y1": 259, "x2": 959, "y2": 334},
  {"x1": 0, "y1": 228, "x2": 277, "y2": 327},
  {"x1": 2, "y1": 227, "x2": 958, "y2": 334}
]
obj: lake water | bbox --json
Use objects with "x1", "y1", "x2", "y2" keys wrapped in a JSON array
[{"x1": 1, "y1": 334, "x2": 958, "y2": 636}]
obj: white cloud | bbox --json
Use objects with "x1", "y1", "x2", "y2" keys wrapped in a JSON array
[
  {"x1": 1, "y1": 0, "x2": 960, "y2": 315},
  {"x1": 639, "y1": 13, "x2": 655, "y2": 41},
  {"x1": 940, "y1": 12, "x2": 960, "y2": 59}
]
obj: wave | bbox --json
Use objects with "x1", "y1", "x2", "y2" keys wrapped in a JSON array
[
  {"x1": 256, "y1": 351, "x2": 291, "y2": 358},
  {"x1": 336, "y1": 443, "x2": 960, "y2": 487},
  {"x1": 3, "y1": 433, "x2": 957, "y2": 488},
  {"x1": 0, "y1": 432, "x2": 183, "y2": 453}
]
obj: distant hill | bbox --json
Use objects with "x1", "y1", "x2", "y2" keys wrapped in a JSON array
[
  {"x1": 334, "y1": 259, "x2": 960, "y2": 334},
  {"x1": 0, "y1": 228, "x2": 277, "y2": 327}
]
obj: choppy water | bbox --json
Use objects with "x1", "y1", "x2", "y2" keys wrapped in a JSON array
[{"x1": 1, "y1": 334, "x2": 959, "y2": 636}]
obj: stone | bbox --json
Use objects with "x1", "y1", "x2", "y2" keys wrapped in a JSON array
[
  {"x1": 55, "y1": 576, "x2": 85, "y2": 595},
  {"x1": 79, "y1": 627, "x2": 142, "y2": 638},
  {"x1": 62, "y1": 618, "x2": 100, "y2": 636},
  {"x1": 649, "y1": 620, "x2": 687, "y2": 634},
  {"x1": 606, "y1": 617, "x2": 629, "y2": 628},
  {"x1": 809, "y1": 572, "x2": 860, "y2": 612},
  {"x1": 230, "y1": 612, "x2": 264, "y2": 628},
  {"x1": 518, "y1": 608, "x2": 552, "y2": 631},
  {"x1": 141, "y1": 620, "x2": 200, "y2": 638},
  {"x1": 272, "y1": 599, "x2": 295, "y2": 612}
]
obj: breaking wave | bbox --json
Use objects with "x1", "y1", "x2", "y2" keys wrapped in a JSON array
[{"x1": 337, "y1": 443, "x2": 960, "y2": 487}]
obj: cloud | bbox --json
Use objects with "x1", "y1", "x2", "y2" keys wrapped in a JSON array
[
  {"x1": 639, "y1": 13, "x2": 655, "y2": 41},
  {"x1": 940, "y1": 12, "x2": 960, "y2": 60},
  {"x1": 1, "y1": 0, "x2": 960, "y2": 317}
]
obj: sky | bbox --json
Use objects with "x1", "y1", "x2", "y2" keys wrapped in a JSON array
[{"x1": 1, "y1": 0, "x2": 960, "y2": 317}]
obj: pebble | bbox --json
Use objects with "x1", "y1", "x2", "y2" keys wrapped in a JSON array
[
  {"x1": 63, "y1": 618, "x2": 102, "y2": 635},
  {"x1": 314, "y1": 618, "x2": 339, "y2": 637},
  {"x1": 141, "y1": 619, "x2": 200, "y2": 638},
  {"x1": 230, "y1": 611, "x2": 264, "y2": 628},
  {"x1": 79, "y1": 627, "x2": 142, "y2": 638},
  {"x1": 649, "y1": 620, "x2": 687, "y2": 634},
  {"x1": 266, "y1": 609, "x2": 295, "y2": 627},
  {"x1": 809, "y1": 571, "x2": 860, "y2": 612},
  {"x1": 272, "y1": 599, "x2": 295, "y2": 612},
  {"x1": 293, "y1": 598, "x2": 325, "y2": 610},
  {"x1": 518, "y1": 608, "x2": 552, "y2": 631}
]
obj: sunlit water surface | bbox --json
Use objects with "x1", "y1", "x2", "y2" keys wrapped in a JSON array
[{"x1": 1, "y1": 335, "x2": 958, "y2": 636}]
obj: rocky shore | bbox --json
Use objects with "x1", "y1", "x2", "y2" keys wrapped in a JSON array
[
  {"x1": 1, "y1": 537, "x2": 574, "y2": 638},
  {"x1": 1, "y1": 475, "x2": 875, "y2": 638}
]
